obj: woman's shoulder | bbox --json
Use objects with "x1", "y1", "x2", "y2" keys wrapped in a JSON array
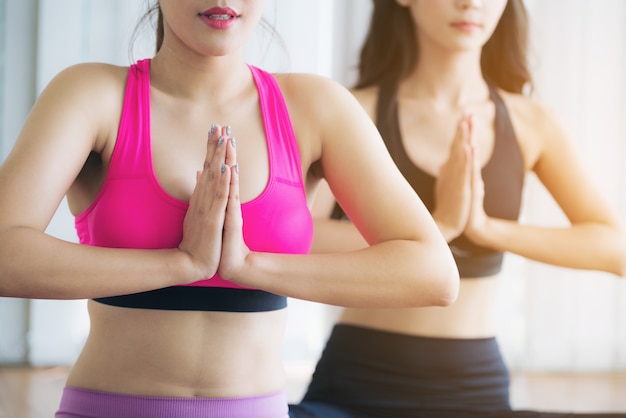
[
  {"x1": 498, "y1": 89, "x2": 571, "y2": 168},
  {"x1": 272, "y1": 72, "x2": 367, "y2": 122},
  {"x1": 498, "y1": 89, "x2": 562, "y2": 130},
  {"x1": 50, "y1": 62, "x2": 129, "y2": 94},
  {"x1": 273, "y1": 72, "x2": 349, "y2": 100},
  {"x1": 50, "y1": 62, "x2": 129, "y2": 89},
  {"x1": 268, "y1": 74, "x2": 379, "y2": 121},
  {"x1": 350, "y1": 86, "x2": 378, "y2": 120},
  {"x1": 42, "y1": 62, "x2": 130, "y2": 112},
  {"x1": 37, "y1": 63, "x2": 133, "y2": 151}
]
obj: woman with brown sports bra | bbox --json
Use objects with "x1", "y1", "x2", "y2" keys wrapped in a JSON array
[{"x1": 290, "y1": 0, "x2": 626, "y2": 417}]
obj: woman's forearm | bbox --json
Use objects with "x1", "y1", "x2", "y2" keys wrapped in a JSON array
[
  {"x1": 0, "y1": 226, "x2": 196, "y2": 299},
  {"x1": 238, "y1": 238, "x2": 459, "y2": 308},
  {"x1": 476, "y1": 218, "x2": 626, "y2": 276}
]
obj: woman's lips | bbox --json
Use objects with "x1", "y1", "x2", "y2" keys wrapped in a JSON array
[
  {"x1": 450, "y1": 21, "x2": 482, "y2": 32},
  {"x1": 199, "y1": 7, "x2": 239, "y2": 30}
]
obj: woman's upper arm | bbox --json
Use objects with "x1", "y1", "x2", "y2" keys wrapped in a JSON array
[
  {"x1": 524, "y1": 100, "x2": 620, "y2": 226},
  {"x1": 308, "y1": 88, "x2": 379, "y2": 220},
  {"x1": 283, "y1": 74, "x2": 439, "y2": 246},
  {"x1": 534, "y1": 111, "x2": 616, "y2": 224},
  {"x1": 0, "y1": 63, "x2": 121, "y2": 231}
]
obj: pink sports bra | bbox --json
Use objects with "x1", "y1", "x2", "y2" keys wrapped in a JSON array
[{"x1": 75, "y1": 59, "x2": 313, "y2": 311}]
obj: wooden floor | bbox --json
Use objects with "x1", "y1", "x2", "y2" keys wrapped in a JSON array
[
  {"x1": 508, "y1": 372, "x2": 626, "y2": 413},
  {"x1": 0, "y1": 366, "x2": 68, "y2": 418},
  {"x1": 1, "y1": 366, "x2": 626, "y2": 418}
]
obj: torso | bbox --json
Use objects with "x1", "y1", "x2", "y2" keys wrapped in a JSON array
[
  {"x1": 340, "y1": 84, "x2": 545, "y2": 339},
  {"x1": 64, "y1": 62, "x2": 322, "y2": 397},
  {"x1": 69, "y1": 302, "x2": 287, "y2": 397}
]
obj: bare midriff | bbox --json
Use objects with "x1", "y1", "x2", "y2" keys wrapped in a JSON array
[{"x1": 66, "y1": 300, "x2": 288, "y2": 398}]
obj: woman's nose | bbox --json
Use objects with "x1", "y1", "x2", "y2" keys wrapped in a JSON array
[{"x1": 455, "y1": 0, "x2": 483, "y2": 10}]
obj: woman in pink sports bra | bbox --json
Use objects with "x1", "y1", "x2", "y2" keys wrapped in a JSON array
[{"x1": 0, "y1": 1, "x2": 459, "y2": 417}]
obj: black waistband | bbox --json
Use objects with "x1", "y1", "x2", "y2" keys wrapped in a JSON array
[{"x1": 93, "y1": 286, "x2": 287, "y2": 312}]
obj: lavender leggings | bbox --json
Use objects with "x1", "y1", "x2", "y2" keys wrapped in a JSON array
[{"x1": 55, "y1": 386, "x2": 289, "y2": 418}]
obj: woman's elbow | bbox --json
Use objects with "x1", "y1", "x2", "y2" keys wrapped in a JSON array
[
  {"x1": 612, "y1": 243, "x2": 626, "y2": 277},
  {"x1": 415, "y1": 252, "x2": 460, "y2": 307},
  {"x1": 434, "y1": 262, "x2": 460, "y2": 307},
  {"x1": 606, "y1": 231, "x2": 626, "y2": 277}
]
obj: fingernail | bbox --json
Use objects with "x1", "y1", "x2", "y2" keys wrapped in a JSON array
[
  {"x1": 234, "y1": 163, "x2": 239, "y2": 174},
  {"x1": 225, "y1": 126, "x2": 232, "y2": 136},
  {"x1": 217, "y1": 136, "x2": 225, "y2": 147},
  {"x1": 221, "y1": 163, "x2": 226, "y2": 173},
  {"x1": 208, "y1": 124, "x2": 217, "y2": 136},
  {"x1": 231, "y1": 137, "x2": 236, "y2": 148}
]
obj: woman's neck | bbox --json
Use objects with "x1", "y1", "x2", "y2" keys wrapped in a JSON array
[
  {"x1": 149, "y1": 46, "x2": 251, "y2": 103},
  {"x1": 400, "y1": 48, "x2": 489, "y2": 109}
]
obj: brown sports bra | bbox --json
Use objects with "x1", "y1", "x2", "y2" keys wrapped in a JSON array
[{"x1": 377, "y1": 83, "x2": 525, "y2": 277}]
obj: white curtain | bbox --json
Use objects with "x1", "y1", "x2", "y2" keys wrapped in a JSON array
[
  {"x1": 0, "y1": 0, "x2": 625, "y2": 373},
  {"x1": 0, "y1": 0, "x2": 38, "y2": 364},
  {"x1": 498, "y1": 0, "x2": 626, "y2": 372}
]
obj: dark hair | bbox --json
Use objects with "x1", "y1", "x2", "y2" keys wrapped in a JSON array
[
  {"x1": 355, "y1": 0, "x2": 532, "y2": 94},
  {"x1": 154, "y1": 5, "x2": 165, "y2": 52},
  {"x1": 128, "y1": 2, "x2": 162, "y2": 57}
]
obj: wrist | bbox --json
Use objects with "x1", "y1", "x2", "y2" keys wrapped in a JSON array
[
  {"x1": 433, "y1": 214, "x2": 464, "y2": 242},
  {"x1": 219, "y1": 251, "x2": 259, "y2": 288},
  {"x1": 465, "y1": 216, "x2": 495, "y2": 248},
  {"x1": 169, "y1": 249, "x2": 206, "y2": 285}
]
